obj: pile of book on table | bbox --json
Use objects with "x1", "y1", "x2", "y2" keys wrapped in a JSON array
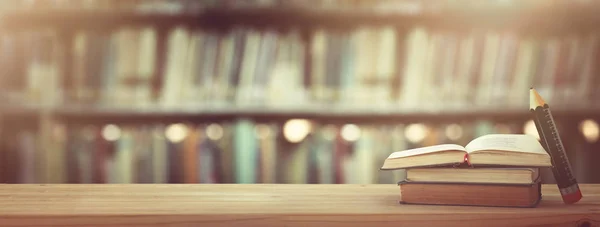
[{"x1": 380, "y1": 134, "x2": 552, "y2": 208}]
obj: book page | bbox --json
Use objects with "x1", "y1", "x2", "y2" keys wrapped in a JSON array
[
  {"x1": 465, "y1": 134, "x2": 548, "y2": 155},
  {"x1": 386, "y1": 144, "x2": 466, "y2": 159}
]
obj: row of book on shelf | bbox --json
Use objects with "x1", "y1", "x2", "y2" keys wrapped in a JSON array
[
  {"x1": 2, "y1": 24, "x2": 600, "y2": 111},
  {"x1": 2, "y1": 118, "x2": 599, "y2": 184}
]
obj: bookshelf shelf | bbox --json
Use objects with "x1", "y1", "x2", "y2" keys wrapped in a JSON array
[
  {"x1": 0, "y1": 184, "x2": 598, "y2": 227},
  {"x1": 5, "y1": 104, "x2": 599, "y2": 124},
  {"x1": 1, "y1": 2, "x2": 600, "y2": 32},
  {"x1": 0, "y1": 10, "x2": 203, "y2": 30}
]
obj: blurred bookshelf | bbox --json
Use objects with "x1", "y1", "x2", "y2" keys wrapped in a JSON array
[{"x1": 1, "y1": 0, "x2": 600, "y2": 185}]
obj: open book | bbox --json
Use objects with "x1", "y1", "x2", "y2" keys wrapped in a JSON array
[{"x1": 380, "y1": 134, "x2": 552, "y2": 170}]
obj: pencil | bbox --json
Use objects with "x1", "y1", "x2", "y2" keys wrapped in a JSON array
[{"x1": 529, "y1": 88, "x2": 582, "y2": 204}]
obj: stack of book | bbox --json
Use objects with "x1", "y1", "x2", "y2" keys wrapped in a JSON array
[{"x1": 380, "y1": 134, "x2": 553, "y2": 208}]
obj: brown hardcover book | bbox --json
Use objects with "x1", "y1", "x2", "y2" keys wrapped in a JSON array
[
  {"x1": 398, "y1": 179, "x2": 542, "y2": 208},
  {"x1": 93, "y1": 127, "x2": 108, "y2": 183},
  {"x1": 183, "y1": 125, "x2": 200, "y2": 184}
]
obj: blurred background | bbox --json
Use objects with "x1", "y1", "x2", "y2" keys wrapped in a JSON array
[{"x1": 0, "y1": 0, "x2": 599, "y2": 184}]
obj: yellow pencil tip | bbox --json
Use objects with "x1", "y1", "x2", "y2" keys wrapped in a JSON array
[{"x1": 530, "y1": 88, "x2": 546, "y2": 109}]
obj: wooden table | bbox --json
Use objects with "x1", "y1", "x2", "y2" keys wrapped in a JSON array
[{"x1": 0, "y1": 184, "x2": 598, "y2": 227}]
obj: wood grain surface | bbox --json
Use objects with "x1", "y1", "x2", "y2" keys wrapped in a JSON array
[{"x1": 0, "y1": 184, "x2": 598, "y2": 227}]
